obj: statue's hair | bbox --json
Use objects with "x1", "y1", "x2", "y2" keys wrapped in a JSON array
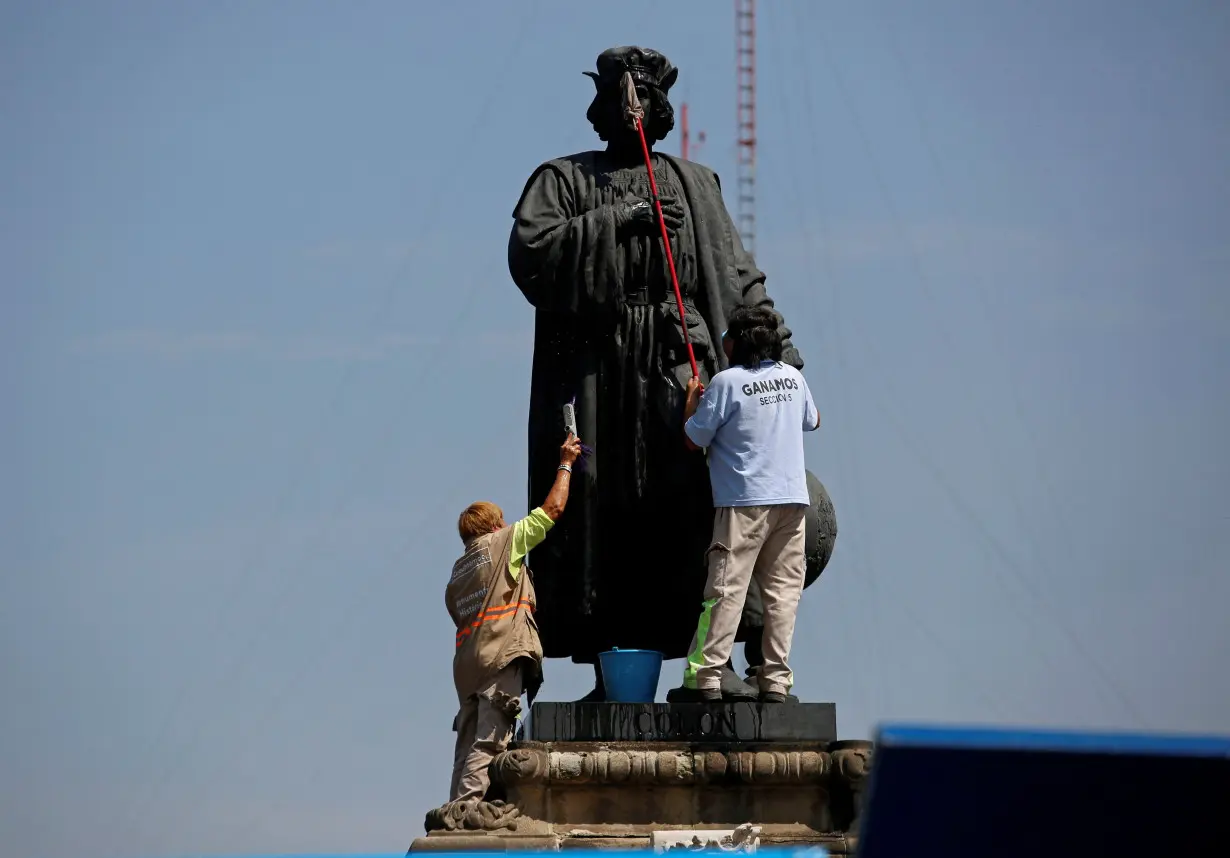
[
  {"x1": 587, "y1": 84, "x2": 675, "y2": 144},
  {"x1": 458, "y1": 501, "x2": 503, "y2": 544},
  {"x1": 727, "y1": 305, "x2": 784, "y2": 368}
]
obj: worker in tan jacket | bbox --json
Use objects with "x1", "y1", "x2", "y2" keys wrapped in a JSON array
[{"x1": 445, "y1": 431, "x2": 583, "y2": 804}]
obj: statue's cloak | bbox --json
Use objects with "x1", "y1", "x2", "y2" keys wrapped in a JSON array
[{"x1": 509, "y1": 150, "x2": 807, "y2": 662}]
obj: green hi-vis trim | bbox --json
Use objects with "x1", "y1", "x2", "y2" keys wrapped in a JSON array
[{"x1": 682, "y1": 597, "x2": 719, "y2": 689}]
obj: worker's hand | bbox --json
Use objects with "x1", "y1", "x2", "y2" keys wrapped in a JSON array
[
  {"x1": 685, "y1": 376, "x2": 704, "y2": 409},
  {"x1": 560, "y1": 432, "x2": 583, "y2": 466}
]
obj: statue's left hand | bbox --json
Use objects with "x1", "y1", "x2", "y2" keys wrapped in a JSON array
[{"x1": 655, "y1": 196, "x2": 686, "y2": 235}]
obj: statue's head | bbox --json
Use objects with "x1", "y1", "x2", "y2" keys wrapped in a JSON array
[{"x1": 584, "y1": 46, "x2": 678, "y2": 146}]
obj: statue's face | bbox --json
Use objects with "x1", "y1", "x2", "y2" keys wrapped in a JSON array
[
  {"x1": 603, "y1": 81, "x2": 654, "y2": 145},
  {"x1": 632, "y1": 82, "x2": 653, "y2": 119}
]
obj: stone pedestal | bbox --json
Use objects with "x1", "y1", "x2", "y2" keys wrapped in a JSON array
[{"x1": 410, "y1": 702, "x2": 873, "y2": 854}]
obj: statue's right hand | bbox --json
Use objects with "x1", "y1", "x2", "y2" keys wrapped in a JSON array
[
  {"x1": 612, "y1": 196, "x2": 685, "y2": 236},
  {"x1": 560, "y1": 432, "x2": 583, "y2": 466},
  {"x1": 612, "y1": 198, "x2": 657, "y2": 231}
]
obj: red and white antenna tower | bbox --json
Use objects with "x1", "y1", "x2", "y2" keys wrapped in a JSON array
[
  {"x1": 679, "y1": 103, "x2": 706, "y2": 161},
  {"x1": 735, "y1": 0, "x2": 757, "y2": 254}
]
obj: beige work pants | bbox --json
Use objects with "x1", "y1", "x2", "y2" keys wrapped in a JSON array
[
  {"x1": 684, "y1": 504, "x2": 807, "y2": 695},
  {"x1": 449, "y1": 662, "x2": 522, "y2": 803}
]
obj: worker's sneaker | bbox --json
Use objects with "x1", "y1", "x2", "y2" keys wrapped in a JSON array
[
  {"x1": 665, "y1": 686, "x2": 722, "y2": 702},
  {"x1": 759, "y1": 691, "x2": 789, "y2": 704},
  {"x1": 745, "y1": 668, "x2": 799, "y2": 702},
  {"x1": 667, "y1": 663, "x2": 758, "y2": 702},
  {"x1": 718, "y1": 663, "x2": 759, "y2": 700}
]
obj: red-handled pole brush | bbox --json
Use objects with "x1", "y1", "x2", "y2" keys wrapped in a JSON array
[{"x1": 622, "y1": 72, "x2": 699, "y2": 382}]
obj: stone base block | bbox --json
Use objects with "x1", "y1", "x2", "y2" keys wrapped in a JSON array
[
  {"x1": 413, "y1": 699, "x2": 872, "y2": 854},
  {"x1": 409, "y1": 829, "x2": 855, "y2": 854},
  {"x1": 522, "y1": 702, "x2": 838, "y2": 744},
  {"x1": 412, "y1": 739, "x2": 872, "y2": 847}
]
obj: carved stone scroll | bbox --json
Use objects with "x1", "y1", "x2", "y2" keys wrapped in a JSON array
[{"x1": 423, "y1": 799, "x2": 522, "y2": 833}]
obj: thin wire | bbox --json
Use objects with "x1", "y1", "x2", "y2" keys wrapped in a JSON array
[
  {"x1": 787, "y1": 0, "x2": 1017, "y2": 724},
  {"x1": 126, "y1": 266, "x2": 491, "y2": 856},
  {"x1": 870, "y1": 0, "x2": 1098, "y2": 615},
  {"x1": 114, "y1": 4, "x2": 544, "y2": 848},
  {"x1": 809, "y1": 13, "x2": 1149, "y2": 729},
  {"x1": 767, "y1": 1, "x2": 1012, "y2": 726},
  {"x1": 151, "y1": 268, "x2": 491, "y2": 850},
  {"x1": 765, "y1": 0, "x2": 878, "y2": 721},
  {"x1": 816, "y1": 9, "x2": 1151, "y2": 722},
  {"x1": 771, "y1": 0, "x2": 1145, "y2": 731},
  {"x1": 788, "y1": 0, "x2": 891, "y2": 721}
]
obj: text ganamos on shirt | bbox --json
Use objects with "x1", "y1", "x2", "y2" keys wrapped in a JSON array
[{"x1": 740, "y1": 374, "x2": 801, "y2": 405}]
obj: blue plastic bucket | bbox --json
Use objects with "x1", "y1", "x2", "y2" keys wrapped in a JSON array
[{"x1": 599, "y1": 648, "x2": 664, "y2": 703}]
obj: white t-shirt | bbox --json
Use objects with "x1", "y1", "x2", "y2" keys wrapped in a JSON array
[{"x1": 684, "y1": 360, "x2": 819, "y2": 507}]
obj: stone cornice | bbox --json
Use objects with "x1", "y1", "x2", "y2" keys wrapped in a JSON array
[
  {"x1": 422, "y1": 740, "x2": 876, "y2": 835},
  {"x1": 493, "y1": 743, "x2": 873, "y2": 787}
]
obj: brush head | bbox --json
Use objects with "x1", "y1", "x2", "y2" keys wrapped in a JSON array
[{"x1": 573, "y1": 442, "x2": 595, "y2": 472}]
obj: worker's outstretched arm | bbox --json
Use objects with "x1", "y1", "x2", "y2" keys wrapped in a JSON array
[
  {"x1": 510, "y1": 433, "x2": 582, "y2": 578},
  {"x1": 683, "y1": 375, "x2": 728, "y2": 451},
  {"x1": 541, "y1": 433, "x2": 582, "y2": 520}
]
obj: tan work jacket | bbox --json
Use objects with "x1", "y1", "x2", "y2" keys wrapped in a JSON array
[{"x1": 446, "y1": 525, "x2": 543, "y2": 705}]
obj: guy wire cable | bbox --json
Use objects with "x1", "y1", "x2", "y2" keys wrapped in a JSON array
[
  {"x1": 114, "y1": 4, "x2": 545, "y2": 848},
  {"x1": 763, "y1": 0, "x2": 877, "y2": 722},
  {"x1": 775, "y1": 2, "x2": 1022, "y2": 722},
  {"x1": 870, "y1": 0, "x2": 1106, "y2": 624},
  {"x1": 807, "y1": 5, "x2": 1149, "y2": 727},
  {"x1": 123, "y1": 259, "x2": 495, "y2": 855}
]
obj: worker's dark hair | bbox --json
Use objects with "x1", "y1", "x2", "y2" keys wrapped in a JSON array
[{"x1": 726, "y1": 305, "x2": 783, "y2": 368}]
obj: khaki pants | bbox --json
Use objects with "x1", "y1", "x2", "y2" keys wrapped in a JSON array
[
  {"x1": 449, "y1": 663, "x2": 522, "y2": 803},
  {"x1": 684, "y1": 504, "x2": 807, "y2": 695}
]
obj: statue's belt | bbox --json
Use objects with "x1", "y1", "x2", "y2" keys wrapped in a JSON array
[
  {"x1": 624, "y1": 288, "x2": 695, "y2": 308},
  {"x1": 623, "y1": 287, "x2": 666, "y2": 306}
]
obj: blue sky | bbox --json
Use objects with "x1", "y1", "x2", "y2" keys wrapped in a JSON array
[{"x1": 3, "y1": 1, "x2": 1228, "y2": 856}]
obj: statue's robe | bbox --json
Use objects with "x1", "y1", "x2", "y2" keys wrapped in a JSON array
[{"x1": 508, "y1": 149, "x2": 805, "y2": 663}]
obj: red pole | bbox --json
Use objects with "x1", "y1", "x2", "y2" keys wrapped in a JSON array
[{"x1": 633, "y1": 116, "x2": 699, "y2": 381}]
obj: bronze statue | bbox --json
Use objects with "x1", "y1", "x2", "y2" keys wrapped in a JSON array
[{"x1": 508, "y1": 46, "x2": 835, "y2": 700}]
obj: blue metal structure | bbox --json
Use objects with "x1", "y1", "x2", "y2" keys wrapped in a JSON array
[{"x1": 858, "y1": 722, "x2": 1230, "y2": 858}]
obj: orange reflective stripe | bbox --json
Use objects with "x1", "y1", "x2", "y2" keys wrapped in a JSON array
[{"x1": 454, "y1": 599, "x2": 534, "y2": 646}]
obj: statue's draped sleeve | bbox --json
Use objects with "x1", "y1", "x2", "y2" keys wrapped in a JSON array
[
  {"x1": 508, "y1": 161, "x2": 620, "y2": 316},
  {"x1": 711, "y1": 171, "x2": 805, "y2": 369}
]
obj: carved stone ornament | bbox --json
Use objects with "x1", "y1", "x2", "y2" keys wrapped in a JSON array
[
  {"x1": 830, "y1": 742, "x2": 872, "y2": 785},
  {"x1": 653, "y1": 823, "x2": 762, "y2": 853},
  {"x1": 828, "y1": 739, "x2": 875, "y2": 830},
  {"x1": 493, "y1": 746, "x2": 549, "y2": 783},
  {"x1": 423, "y1": 799, "x2": 522, "y2": 833},
  {"x1": 492, "y1": 747, "x2": 831, "y2": 786}
]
